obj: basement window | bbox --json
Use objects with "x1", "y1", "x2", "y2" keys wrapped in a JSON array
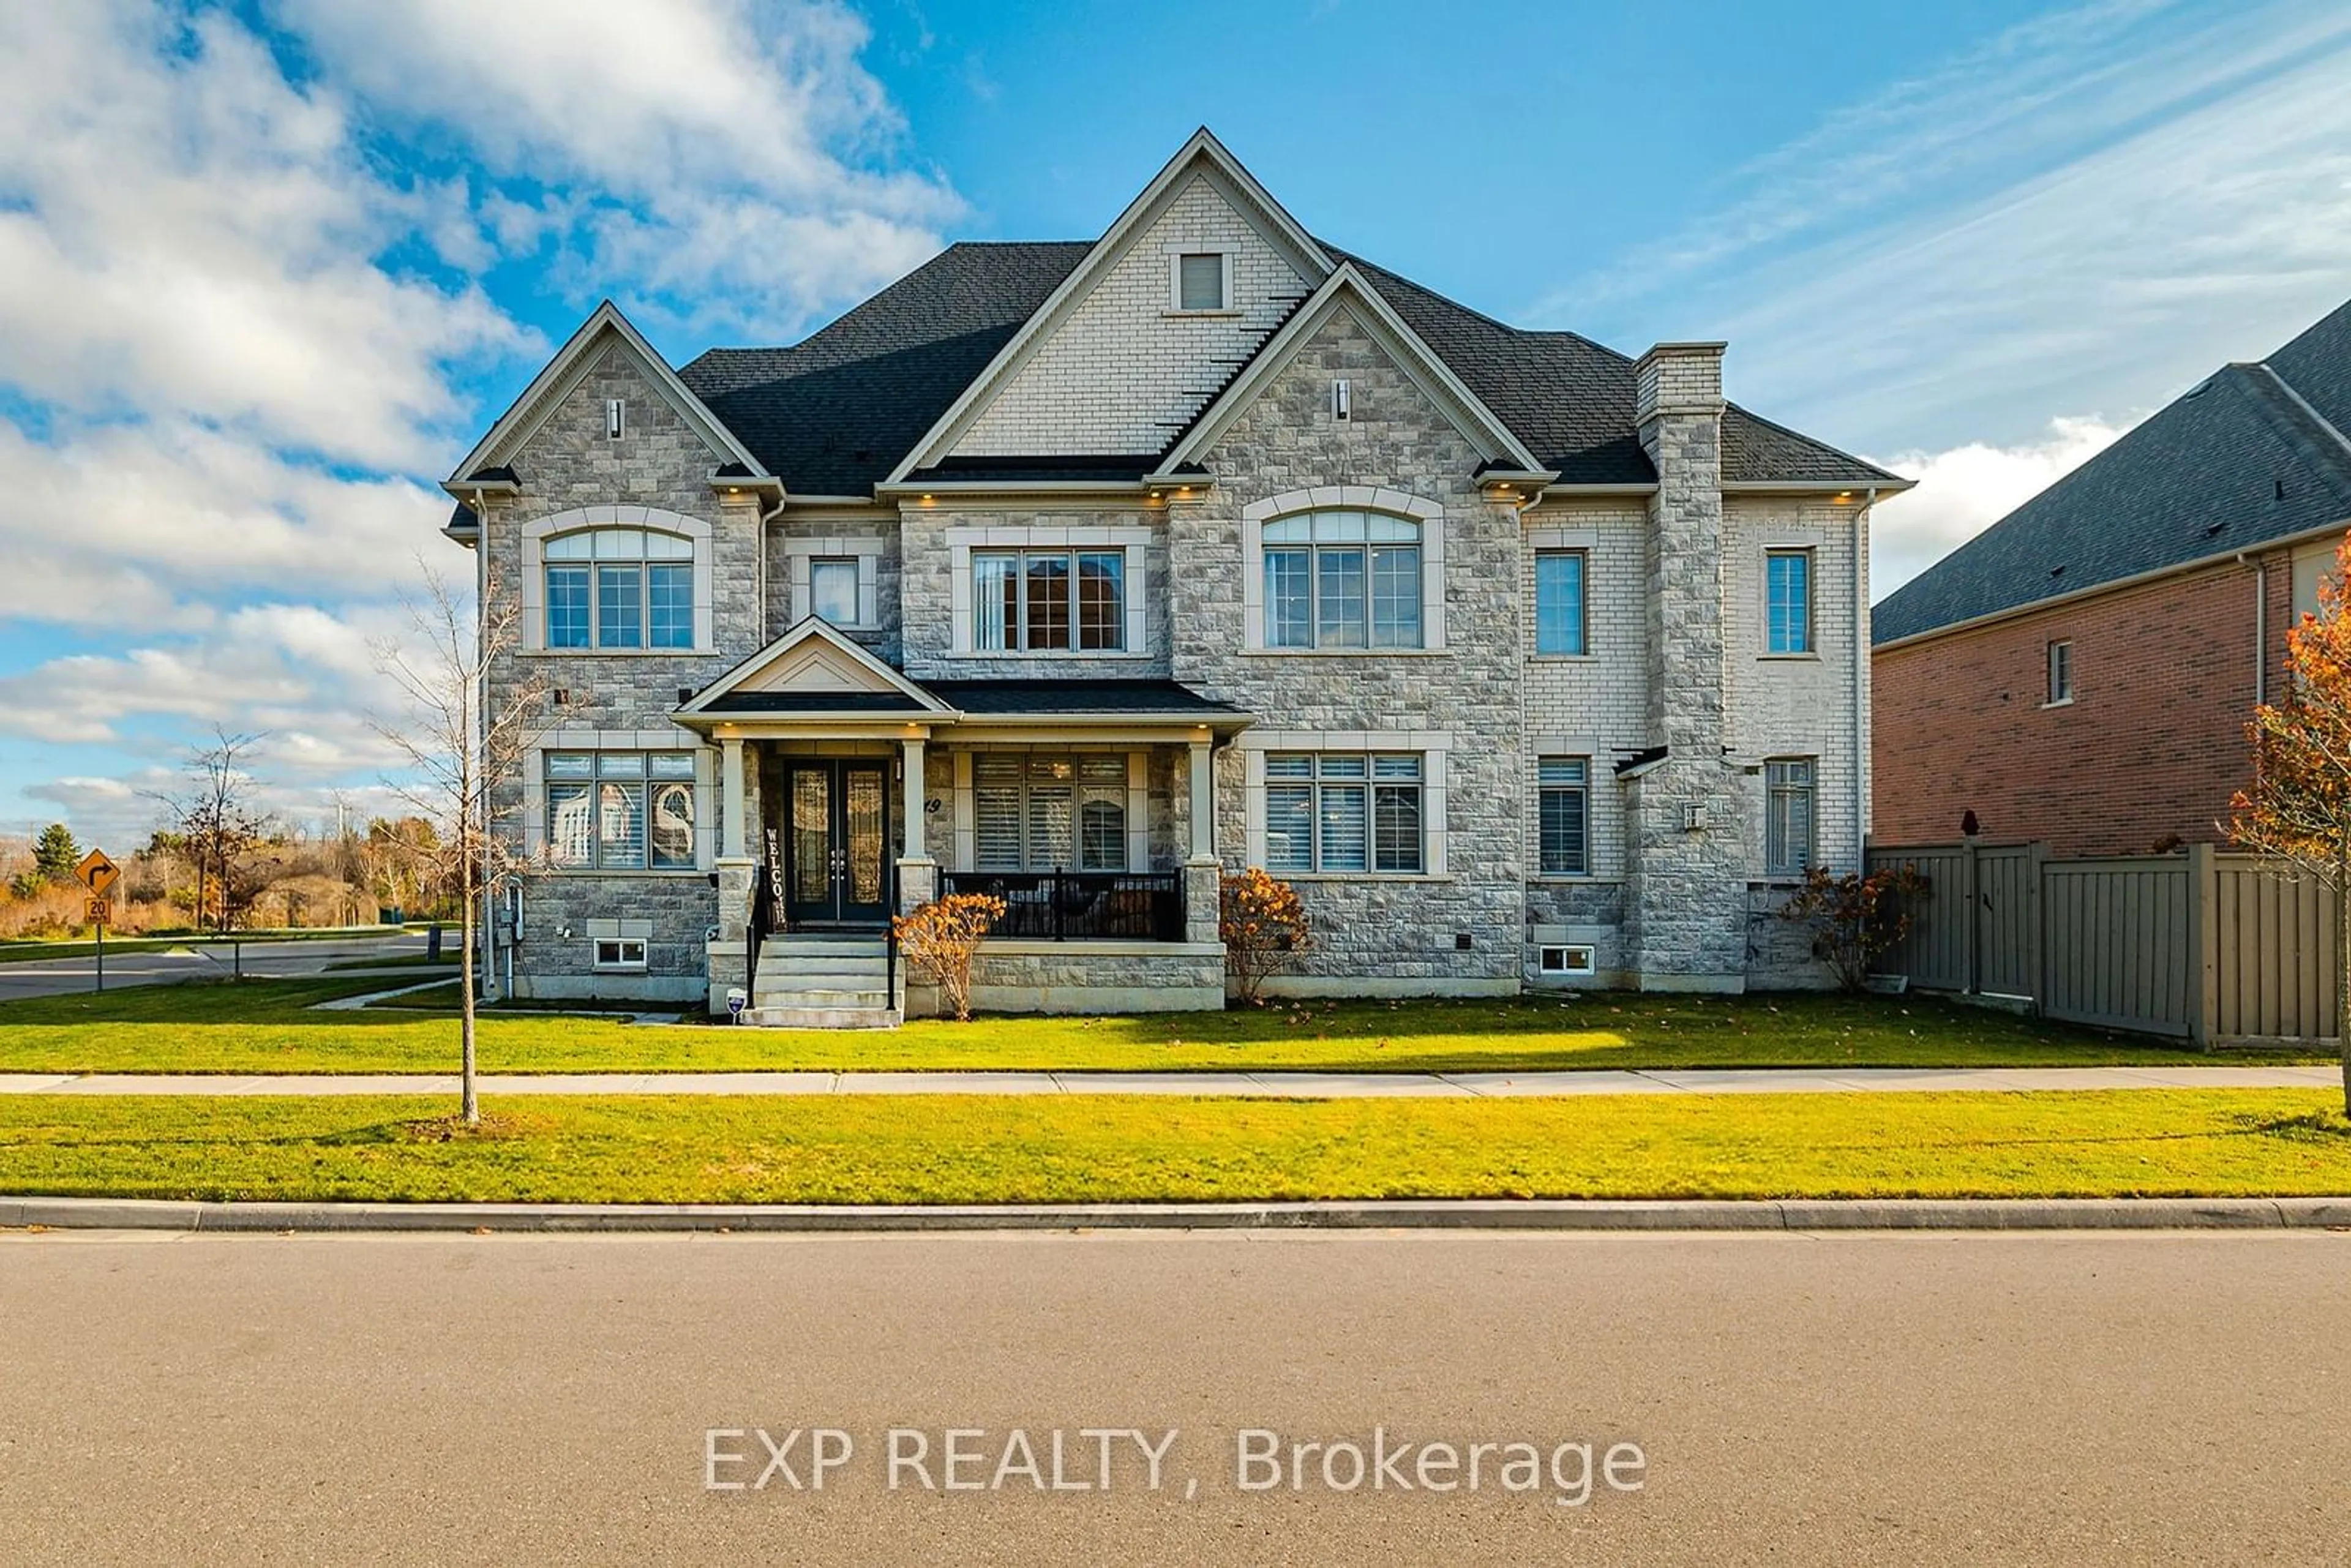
[
  {"x1": 1539, "y1": 945, "x2": 1595, "y2": 977},
  {"x1": 593, "y1": 937, "x2": 647, "y2": 971}
]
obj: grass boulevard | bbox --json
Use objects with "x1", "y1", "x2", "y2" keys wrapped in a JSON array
[
  {"x1": 0, "y1": 973, "x2": 2328, "y2": 1076},
  {"x1": 1, "y1": 1090, "x2": 2345, "y2": 1205},
  {"x1": 4, "y1": 977, "x2": 2342, "y2": 1206}
]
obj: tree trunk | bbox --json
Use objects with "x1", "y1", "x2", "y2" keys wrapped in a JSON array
[{"x1": 459, "y1": 853, "x2": 479, "y2": 1126}]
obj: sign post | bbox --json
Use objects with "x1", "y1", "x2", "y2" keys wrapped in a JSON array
[{"x1": 75, "y1": 850, "x2": 120, "y2": 995}]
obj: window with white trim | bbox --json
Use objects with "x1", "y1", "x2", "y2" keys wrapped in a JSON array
[
  {"x1": 2046, "y1": 639, "x2": 2073, "y2": 705},
  {"x1": 809, "y1": 557, "x2": 860, "y2": 625},
  {"x1": 1264, "y1": 753, "x2": 1423, "y2": 874},
  {"x1": 973, "y1": 756, "x2": 1128, "y2": 871},
  {"x1": 544, "y1": 528, "x2": 695, "y2": 651},
  {"x1": 593, "y1": 937, "x2": 647, "y2": 970},
  {"x1": 1764, "y1": 758, "x2": 1816, "y2": 878},
  {"x1": 1537, "y1": 758, "x2": 1589, "y2": 876},
  {"x1": 1262, "y1": 512, "x2": 1423, "y2": 650},
  {"x1": 546, "y1": 752, "x2": 698, "y2": 871},
  {"x1": 973, "y1": 550, "x2": 1125, "y2": 652}
]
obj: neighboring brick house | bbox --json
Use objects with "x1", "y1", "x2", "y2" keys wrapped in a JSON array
[
  {"x1": 441, "y1": 130, "x2": 1902, "y2": 1020},
  {"x1": 1873, "y1": 300, "x2": 2351, "y2": 858}
]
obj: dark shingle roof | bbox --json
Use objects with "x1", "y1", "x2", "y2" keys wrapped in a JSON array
[
  {"x1": 667, "y1": 238, "x2": 1899, "y2": 496},
  {"x1": 678, "y1": 242, "x2": 1090, "y2": 495},
  {"x1": 1342, "y1": 252, "x2": 1900, "y2": 487},
  {"x1": 904, "y1": 454, "x2": 1161, "y2": 485},
  {"x1": 921, "y1": 679, "x2": 1244, "y2": 717},
  {"x1": 1873, "y1": 318, "x2": 2351, "y2": 645}
]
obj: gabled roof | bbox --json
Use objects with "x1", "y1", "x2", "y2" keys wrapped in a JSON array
[
  {"x1": 680, "y1": 242, "x2": 1088, "y2": 497},
  {"x1": 675, "y1": 618, "x2": 953, "y2": 722},
  {"x1": 1874, "y1": 302, "x2": 2351, "y2": 646},
  {"x1": 447, "y1": 301, "x2": 766, "y2": 486},
  {"x1": 1155, "y1": 262, "x2": 1548, "y2": 477},
  {"x1": 884, "y1": 128, "x2": 1336, "y2": 484},
  {"x1": 461, "y1": 133, "x2": 1901, "y2": 503}
]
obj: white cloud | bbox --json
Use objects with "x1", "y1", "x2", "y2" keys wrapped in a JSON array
[
  {"x1": 0, "y1": 3, "x2": 526, "y2": 467},
  {"x1": 277, "y1": 0, "x2": 959, "y2": 336},
  {"x1": 1540, "y1": 0, "x2": 2351, "y2": 456},
  {"x1": 1867, "y1": 416, "x2": 2128, "y2": 598}
]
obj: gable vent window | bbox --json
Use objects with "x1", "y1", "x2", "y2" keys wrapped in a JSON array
[
  {"x1": 606, "y1": 399, "x2": 626, "y2": 440},
  {"x1": 1174, "y1": 252, "x2": 1227, "y2": 312},
  {"x1": 1332, "y1": 378, "x2": 1352, "y2": 421}
]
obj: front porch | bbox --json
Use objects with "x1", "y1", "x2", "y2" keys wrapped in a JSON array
[{"x1": 675, "y1": 621, "x2": 1243, "y2": 1021}]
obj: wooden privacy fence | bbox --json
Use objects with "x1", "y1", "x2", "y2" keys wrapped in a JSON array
[{"x1": 1865, "y1": 841, "x2": 2340, "y2": 1047}]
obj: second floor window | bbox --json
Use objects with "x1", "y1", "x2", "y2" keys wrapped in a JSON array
[
  {"x1": 973, "y1": 550, "x2": 1125, "y2": 652},
  {"x1": 1766, "y1": 549, "x2": 1813, "y2": 655},
  {"x1": 1534, "y1": 550, "x2": 1587, "y2": 656},
  {"x1": 1263, "y1": 511, "x2": 1423, "y2": 650},
  {"x1": 545, "y1": 528, "x2": 694, "y2": 651},
  {"x1": 2047, "y1": 639, "x2": 2074, "y2": 704}
]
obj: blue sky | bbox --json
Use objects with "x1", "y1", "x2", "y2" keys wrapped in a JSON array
[{"x1": 3, "y1": 0, "x2": 2349, "y2": 842}]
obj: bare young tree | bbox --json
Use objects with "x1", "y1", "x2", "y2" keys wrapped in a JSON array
[
  {"x1": 149, "y1": 727, "x2": 272, "y2": 933},
  {"x1": 370, "y1": 561, "x2": 547, "y2": 1125}
]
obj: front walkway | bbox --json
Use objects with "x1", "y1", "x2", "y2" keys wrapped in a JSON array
[{"x1": 0, "y1": 1065, "x2": 2336, "y2": 1097}]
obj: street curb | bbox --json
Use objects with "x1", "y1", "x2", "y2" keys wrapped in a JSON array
[{"x1": 6, "y1": 1195, "x2": 2351, "y2": 1234}]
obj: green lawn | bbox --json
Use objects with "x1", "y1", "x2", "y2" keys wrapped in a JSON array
[
  {"x1": 1, "y1": 1090, "x2": 2344, "y2": 1203},
  {"x1": 321, "y1": 952, "x2": 459, "y2": 971},
  {"x1": 0, "y1": 975, "x2": 2326, "y2": 1076}
]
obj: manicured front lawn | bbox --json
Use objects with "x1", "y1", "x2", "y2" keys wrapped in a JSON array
[
  {"x1": 1, "y1": 1090, "x2": 2345, "y2": 1203},
  {"x1": 0, "y1": 975, "x2": 2327, "y2": 1075}
]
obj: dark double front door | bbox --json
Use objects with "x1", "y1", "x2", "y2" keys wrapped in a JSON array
[{"x1": 784, "y1": 760, "x2": 890, "y2": 927}]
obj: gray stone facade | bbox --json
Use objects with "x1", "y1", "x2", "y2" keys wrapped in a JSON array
[{"x1": 454, "y1": 161, "x2": 1873, "y2": 1018}]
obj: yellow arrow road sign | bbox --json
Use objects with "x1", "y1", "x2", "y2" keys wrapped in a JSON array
[{"x1": 75, "y1": 849, "x2": 120, "y2": 898}]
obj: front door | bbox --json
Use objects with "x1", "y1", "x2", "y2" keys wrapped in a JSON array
[{"x1": 784, "y1": 760, "x2": 890, "y2": 926}]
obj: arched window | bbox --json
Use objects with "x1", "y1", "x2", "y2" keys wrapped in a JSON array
[
  {"x1": 542, "y1": 528, "x2": 695, "y2": 650},
  {"x1": 1261, "y1": 511, "x2": 1422, "y2": 649}
]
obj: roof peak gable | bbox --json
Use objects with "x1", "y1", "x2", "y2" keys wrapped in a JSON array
[
  {"x1": 448, "y1": 300, "x2": 767, "y2": 488},
  {"x1": 884, "y1": 129, "x2": 1333, "y2": 482}
]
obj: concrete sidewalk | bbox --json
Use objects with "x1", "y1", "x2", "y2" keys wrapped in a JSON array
[{"x1": 0, "y1": 1064, "x2": 2338, "y2": 1097}]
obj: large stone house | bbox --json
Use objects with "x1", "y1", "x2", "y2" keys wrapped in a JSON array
[
  {"x1": 1874, "y1": 298, "x2": 2351, "y2": 858},
  {"x1": 441, "y1": 130, "x2": 1903, "y2": 1021}
]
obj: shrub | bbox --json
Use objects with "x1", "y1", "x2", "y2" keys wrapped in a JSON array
[
  {"x1": 1219, "y1": 867, "x2": 1311, "y2": 1005},
  {"x1": 892, "y1": 893, "x2": 1007, "y2": 1022},
  {"x1": 1775, "y1": 865, "x2": 1929, "y2": 991}
]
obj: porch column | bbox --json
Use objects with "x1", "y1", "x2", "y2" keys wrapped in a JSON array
[
  {"x1": 1188, "y1": 738, "x2": 1215, "y2": 861},
  {"x1": 721, "y1": 735, "x2": 746, "y2": 859},
  {"x1": 901, "y1": 737, "x2": 926, "y2": 861},
  {"x1": 898, "y1": 734, "x2": 936, "y2": 913}
]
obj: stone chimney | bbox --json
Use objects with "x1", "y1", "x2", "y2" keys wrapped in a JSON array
[{"x1": 1624, "y1": 340, "x2": 1747, "y2": 991}]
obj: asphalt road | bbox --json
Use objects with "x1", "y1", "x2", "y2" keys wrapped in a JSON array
[
  {"x1": 2, "y1": 1229, "x2": 2346, "y2": 1565},
  {"x1": 0, "y1": 931, "x2": 427, "y2": 1002}
]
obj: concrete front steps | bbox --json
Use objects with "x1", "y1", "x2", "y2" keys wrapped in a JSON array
[{"x1": 743, "y1": 932, "x2": 900, "y2": 1029}]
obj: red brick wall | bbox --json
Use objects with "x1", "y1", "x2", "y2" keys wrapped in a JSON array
[{"x1": 1872, "y1": 552, "x2": 2295, "y2": 857}]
